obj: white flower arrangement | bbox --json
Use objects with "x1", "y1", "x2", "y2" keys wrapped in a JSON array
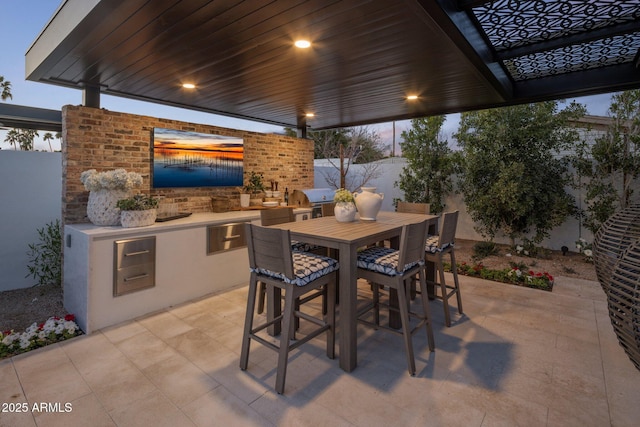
[
  {"x1": 1, "y1": 315, "x2": 81, "y2": 359},
  {"x1": 80, "y1": 169, "x2": 143, "y2": 192}
]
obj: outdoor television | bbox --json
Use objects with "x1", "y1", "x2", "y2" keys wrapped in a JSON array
[{"x1": 152, "y1": 128, "x2": 244, "y2": 188}]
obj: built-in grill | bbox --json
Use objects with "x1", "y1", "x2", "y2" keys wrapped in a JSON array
[{"x1": 290, "y1": 188, "x2": 336, "y2": 218}]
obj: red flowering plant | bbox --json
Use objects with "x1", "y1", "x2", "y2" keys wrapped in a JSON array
[
  {"x1": 508, "y1": 266, "x2": 554, "y2": 291},
  {"x1": 0, "y1": 314, "x2": 82, "y2": 359},
  {"x1": 446, "y1": 261, "x2": 554, "y2": 291}
]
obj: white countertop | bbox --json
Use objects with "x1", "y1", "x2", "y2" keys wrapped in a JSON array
[{"x1": 65, "y1": 208, "x2": 312, "y2": 239}]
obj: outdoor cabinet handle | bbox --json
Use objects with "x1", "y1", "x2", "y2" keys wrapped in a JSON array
[
  {"x1": 124, "y1": 273, "x2": 149, "y2": 282},
  {"x1": 223, "y1": 234, "x2": 241, "y2": 241},
  {"x1": 125, "y1": 250, "x2": 150, "y2": 257}
]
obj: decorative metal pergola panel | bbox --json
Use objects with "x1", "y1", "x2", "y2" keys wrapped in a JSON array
[
  {"x1": 504, "y1": 33, "x2": 640, "y2": 80},
  {"x1": 470, "y1": 0, "x2": 640, "y2": 81}
]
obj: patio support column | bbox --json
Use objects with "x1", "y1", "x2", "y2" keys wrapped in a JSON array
[
  {"x1": 82, "y1": 85, "x2": 101, "y2": 109},
  {"x1": 296, "y1": 116, "x2": 308, "y2": 139}
]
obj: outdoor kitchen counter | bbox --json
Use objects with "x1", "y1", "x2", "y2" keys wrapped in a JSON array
[
  {"x1": 65, "y1": 209, "x2": 312, "y2": 238},
  {"x1": 63, "y1": 208, "x2": 311, "y2": 333}
]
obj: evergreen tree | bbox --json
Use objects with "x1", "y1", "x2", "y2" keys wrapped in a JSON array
[
  {"x1": 455, "y1": 101, "x2": 585, "y2": 245},
  {"x1": 571, "y1": 90, "x2": 640, "y2": 233},
  {"x1": 396, "y1": 116, "x2": 456, "y2": 213}
]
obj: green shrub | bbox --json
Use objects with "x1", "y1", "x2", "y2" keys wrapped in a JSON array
[
  {"x1": 26, "y1": 220, "x2": 62, "y2": 287},
  {"x1": 472, "y1": 241, "x2": 499, "y2": 260},
  {"x1": 514, "y1": 239, "x2": 552, "y2": 259},
  {"x1": 509, "y1": 261, "x2": 528, "y2": 270}
]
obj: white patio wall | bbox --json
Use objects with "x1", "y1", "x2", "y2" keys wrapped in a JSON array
[
  {"x1": 315, "y1": 157, "x2": 595, "y2": 251},
  {"x1": 0, "y1": 151, "x2": 61, "y2": 291},
  {"x1": 0, "y1": 151, "x2": 596, "y2": 291}
]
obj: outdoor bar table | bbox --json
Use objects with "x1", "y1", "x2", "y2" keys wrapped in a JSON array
[{"x1": 266, "y1": 211, "x2": 438, "y2": 372}]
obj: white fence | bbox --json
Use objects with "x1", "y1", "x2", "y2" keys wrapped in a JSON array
[{"x1": 0, "y1": 151, "x2": 61, "y2": 291}]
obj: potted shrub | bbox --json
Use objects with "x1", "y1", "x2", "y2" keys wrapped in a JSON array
[
  {"x1": 243, "y1": 171, "x2": 266, "y2": 206},
  {"x1": 116, "y1": 194, "x2": 159, "y2": 227},
  {"x1": 333, "y1": 188, "x2": 357, "y2": 222},
  {"x1": 80, "y1": 168, "x2": 143, "y2": 226}
]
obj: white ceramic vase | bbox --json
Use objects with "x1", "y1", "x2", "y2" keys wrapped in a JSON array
[
  {"x1": 120, "y1": 209, "x2": 157, "y2": 228},
  {"x1": 87, "y1": 189, "x2": 131, "y2": 226},
  {"x1": 240, "y1": 193, "x2": 250, "y2": 208},
  {"x1": 334, "y1": 202, "x2": 357, "y2": 222},
  {"x1": 354, "y1": 187, "x2": 384, "y2": 220}
]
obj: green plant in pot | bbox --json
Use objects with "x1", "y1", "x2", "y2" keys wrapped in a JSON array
[
  {"x1": 116, "y1": 194, "x2": 159, "y2": 211},
  {"x1": 116, "y1": 194, "x2": 159, "y2": 227},
  {"x1": 243, "y1": 171, "x2": 266, "y2": 206},
  {"x1": 333, "y1": 188, "x2": 357, "y2": 222}
]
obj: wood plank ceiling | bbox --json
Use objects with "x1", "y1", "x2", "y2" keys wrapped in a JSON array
[{"x1": 26, "y1": 0, "x2": 640, "y2": 130}]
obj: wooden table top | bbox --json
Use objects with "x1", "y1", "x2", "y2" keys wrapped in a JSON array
[{"x1": 267, "y1": 211, "x2": 438, "y2": 244}]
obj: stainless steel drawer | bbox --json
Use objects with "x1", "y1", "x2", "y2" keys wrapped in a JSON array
[
  {"x1": 114, "y1": 236, "x2": 156, "y2": 296},
  {"x1": 207, "y1": 222, "x2": 247, "y2": 255}
]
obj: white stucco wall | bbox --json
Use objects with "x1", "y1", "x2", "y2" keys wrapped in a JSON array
[
  {"x1": 0, "y1": 151, "x2": 62, "y2": 291},
  {"x1": 314, "y1": 157, "x2": 407, "y2": 212},
  {"x1": 314, "y1": 157, "x2": 595, "y2": 251},
  {"x1": 0, "y1": 150, "x2": 599, "y2": 291}
]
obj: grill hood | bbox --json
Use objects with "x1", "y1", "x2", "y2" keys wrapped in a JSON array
[{"x1": 290, "y1": 188, "x2": 336, "y2": 207}]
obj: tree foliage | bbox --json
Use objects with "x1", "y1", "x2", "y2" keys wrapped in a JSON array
[
  {"x1": 285, "y1": 126, "x2": 387, "y2": 191},
  {"x1": 455, "y1": 101, "x2": 585, "y2": 244},
  {"x1": 570, "y1": 90, "x2": 640, "y2": 233},
  {"x1": 312, "y1": 126, "x2": 387, "y2": 164},
  {"x1": 0, "y1": 75, "x2": 11, "y2": 101},
  {"x1": 395, "y1": 116, "x2": 457, "y2": 213},
  {"x1": 4, "y1": 129, "x2": 39, "y2": 151}
]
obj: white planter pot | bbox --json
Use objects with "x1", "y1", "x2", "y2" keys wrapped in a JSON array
[
  {"x1": 87, "y1": 189, "x2": 131, "y2": 226},
  {"x1": 240, "y1": 193, "x2": 250, "y2": 208},
  {"x1": 120, "y1": 209, "x2": 157, "y2": 228},
  {"x1": 334, "y1": 202, "x2": 357, "y2": 222},
  {"x1": 354, "y1": 187, "x2": 384, "y2": 220}
]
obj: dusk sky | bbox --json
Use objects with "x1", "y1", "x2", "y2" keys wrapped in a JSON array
[{"x1": 0, "y1": 1, "x2": 617, "y2": 152}]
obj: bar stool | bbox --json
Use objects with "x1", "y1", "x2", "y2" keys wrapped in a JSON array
[
  {"x1": 397, "y1": 201, "x2": 431, "y2": 298},
  {"x1": 240, "y1": 223, "x2": 338, "y2": 394},
  {"x1": 321, "y1": 202, "x2": 336, "y2": 217},
  {"x1": 257, "y1": 208, "x2": 325, "y2": 315},
  {"x1": 425, "y1": 210, "x2": 462, "y2": 327},
  {"x1": 396, "y1": 201, "x2": 430, "y2": 215},
  {"x1": 355, "y1": 219, "x2": 435, "y2": 375}
]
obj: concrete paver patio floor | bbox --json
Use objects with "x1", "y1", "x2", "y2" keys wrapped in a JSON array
[{"x1": 1, "y1": 274, "x2": 639, "y2": 427}]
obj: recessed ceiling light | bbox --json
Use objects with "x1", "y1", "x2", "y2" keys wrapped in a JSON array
[
  {"x1": 305, "y1": 113, "x2": 315, "y2": 118},
  {"x1": 182, "y1": 83, "x2": 196, "y2": 89},
  {"x1": 295, "y1": 40, "x2": 311, "y2": 48},
  {"x1": 407, "y1": 95, "x2": 419, "y2": 100}
]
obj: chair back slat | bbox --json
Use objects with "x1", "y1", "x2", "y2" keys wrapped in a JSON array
[
  {"x1": 260, "y1": 207, "x2": 295, "y2": 226},
  {"x1": 397, "y1": 219, "x2": 429, "y2": 270},
  {"x1": 321, "y1": 202, "x2": 336, "y2": 217},
  {"x1": 438, "y1": 210, "x2": 459, "y2": 247},
  {"x1": 246, "y1": 223, "x2": 294, "y2": 278},
  {"x1": 397, "y1": 201, "x2": 430, "y2": 215}
]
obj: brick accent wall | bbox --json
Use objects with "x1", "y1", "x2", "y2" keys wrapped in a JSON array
[{"x1": 62, "y1": 105, "x2": 314, "y2": 223}]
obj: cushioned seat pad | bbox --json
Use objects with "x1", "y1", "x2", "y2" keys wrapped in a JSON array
[
  {"x1": 357, "y1": 246, "x2": 422, "y2": 276},
  {"x1": 291, "y1": 240, "x2": 322, "y2": 252},
  {"x1": 425, "y1": 235, "x2": 453, "y2": 253},
  {"x1": 251, "y1": 252, "x2": 339, "y2": 287}
]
